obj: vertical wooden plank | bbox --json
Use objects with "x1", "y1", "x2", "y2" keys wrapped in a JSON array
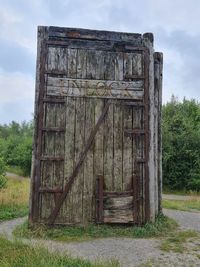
[
  {"x1": 86, "y1": 50, "x2": 97, "y2": 79},
  {"x1": 47, "y1": 47, "x2": 56, "y2": 71},
  {"x1": 95, "y1": 51, "x2": 105, "y2": 80},
  {"x1": 133, "y1": 106, "x2": 144, "y2": 223},
  {"x1": 58, "y1": 47, "x2": 68, "y2": 73},
  {"x1": 62, "y1": 97, "x2": 76, "y2": 223},
  {"x1": 132, "y1": 53, "x2": 143, "y2": 76},
  {"x1": 73, "y1": 97, "x2": 85, "y2": 223},
  {"x1": 51, "y1": 103, "x2": 66, "y2": 222},
  {"x1": 93, "y1": 99, "x2": 104, "y2": 178},
  {"x1": 103, "y1": 100, "x2": 114, "y2": 191},
  {"x1": 93, "y1": 98, "x2": 104, "y2": 222},
  {"x1": 77, "y1": 49, "x2": 87, "y2": 79},
  {"x1": 104, "y1": 52, "x2": 115, "y2": 80},
  {"x1": 68, "y1": 49, "x2": 77, "y2": 78},
  {"x1": 124, "y1": 52, "x2": 143, "y2": 78},
  {"x1": 40, "y1": 103, "x2": 55, "y2": 221},
  {"x1": 103, "y1": 52, "x2": 115, "y2": 191},
  {"x1": 47, "y1": 47, "x2": 68, "y2": 73},
  {"x1": 122, "y1": 104, "x2": 133, "y2": 191},
  {"x1": 93, "y1": 49, "x2": 105, "y2": 180},
  {"x1": 83, "y1": 98, "x2": 95, "y2": 223},
  {"x1": 115, "y1": 52, "x2": 124, "y2": 81},
  {"x1": 124, "y1": 53, "x2": 132, "y2": 78},
  {"x1": 96, "y1": 175, "x2": 104, "y2": 223},
  {"x1": 113, "y1": 101, "x2": 123, "y2": 191},
  {"x1": 154, "y1": 52, "x2": 163, "y2": 213}
]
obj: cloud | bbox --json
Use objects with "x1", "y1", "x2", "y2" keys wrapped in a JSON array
[
  {"x1": 0, "y1": 0, "x2": 200, "y2": 123},
  {"x1": 0, "y1": 38, "x2": 35, "y2": 74},
  {"x1": 0, "y1": 70, "x2": 34, "y2": 123},
  {"x1": 0, "y1": 71, "x2": 34, "y2": 104}
]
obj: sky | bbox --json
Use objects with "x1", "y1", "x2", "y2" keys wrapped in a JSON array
[{"x1": 0, "y1": 0, "x2": 200, "y2": 124}]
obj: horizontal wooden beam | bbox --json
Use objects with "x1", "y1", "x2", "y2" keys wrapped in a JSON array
[
  {"x1": 103, "y1": 190, "x2": 133, "y2": 198},
  {"x1": 39, "y1": 187, "x2": 63, "y2": 193},
  {"x1": 124, "y1": 129, "x2": 145, "y2": 135},
  {"x1": 43, "y1": 98, "x2": 65, "y2": 103},
  {"x1": 40, "y1": 156, "x2": 64, "y2": 161},
  {"x1": 122, "y1": 101, "x2": 144, "y2": 107},
  {"x1": 42, "y1": 127, "x2": 65, "y2": 132}
]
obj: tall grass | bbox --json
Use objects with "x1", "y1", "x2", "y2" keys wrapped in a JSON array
[
  {"x1": 0, "y1": 176, "x2": 30, "y2": 221},
  {"x1": 162, "y1": 198, "x2": 200, "y2": 212},
  {"x1": 0, "y1": 235, "x2": 119, "y2": 267},
  {"x1": 14, "y1": 214, "x2": 178, "y2": 242}
]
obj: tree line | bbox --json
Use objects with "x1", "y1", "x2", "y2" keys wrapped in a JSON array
[
  {"x1": 163, "y1": 96, "x2": 200, "y2": 191},
  {"x1": 0, "y1": 97, "x2": 200, "y2": 191},
  {"x1": 0, "y1": 121, "x2": 33, "y2": 178}
]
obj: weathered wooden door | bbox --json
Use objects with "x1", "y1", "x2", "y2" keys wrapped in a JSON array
[{"x1": 30, "y1": 27, "x2": 151, "y2": 225}]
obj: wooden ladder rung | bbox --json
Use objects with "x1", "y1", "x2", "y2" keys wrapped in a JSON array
[
  {"x1": 123, "y1": 102, "x2": 144, "y2": 107},
  {"x1": 43, "y1": 98, "x2": 65, "y2": 103},
  {"x1": 124, "y1": 129, "x2": 145, "y2": 135},
  {"x1": 42, "y1": 127, "x2": 65, "y2": 132},
  {"x1": 39, "y1": 187, "x2": 63, "y2": 193},
  {"x1": 40, "y1": 156, "x2": 64, "y2": 161}
]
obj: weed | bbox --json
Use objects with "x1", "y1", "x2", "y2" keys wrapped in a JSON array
[
  {"x1": 0, "y1": 176, "x2": 29, "y2": 221},
  {"x1": 160, "y1": 230, "x2": 199, "y2": 253},
  {"x1": 162, "y1": 199, "x2": 200, "y2": 212},
  {"x1": 0, "y1": 235, "x2": 119, "y2": 267},
  {"x1": 14, "y1": 214, "x2": 178, "y2": 242}
]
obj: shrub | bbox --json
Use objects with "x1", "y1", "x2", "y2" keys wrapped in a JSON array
[
  {"x1": 0, "y1": 157, "x2": 7, "y2": 189},
  {"x1": 162, "y1": 97, "x2": 200, "y2": 191}
]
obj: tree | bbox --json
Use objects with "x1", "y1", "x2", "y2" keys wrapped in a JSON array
[
  {"x1": 162, "y1": 97, "x2": 200, "y2": 191},
  {"x1": 0, "y1": 120, "x2": 33, "y2": 176},
  {"x1": 0, "y1": 157, "x2": 7, "y2": 189}
]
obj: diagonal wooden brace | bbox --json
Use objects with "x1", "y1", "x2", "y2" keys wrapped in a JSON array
[{"x1": 48, "y1": 100, "x2": 111, "y2": 224}]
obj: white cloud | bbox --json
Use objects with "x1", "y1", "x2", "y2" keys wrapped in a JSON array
[
  {"x1": 0, "y1": 70, "x2": 34, "y2": 104},
  {"x1": 0, "y1": 0, "x2": 200, "y2": 122}
]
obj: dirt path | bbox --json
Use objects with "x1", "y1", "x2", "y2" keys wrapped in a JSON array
[
  {"x1": 0, "y1": 212, "x2": 200, "y2": 267},
  {"x1": 6, "y1": 172, "x2": 29, "y2": 180}
]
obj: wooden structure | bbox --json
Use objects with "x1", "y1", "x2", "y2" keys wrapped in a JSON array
[{"x1": 29, "y1": 26, "x2": 163, "y2": 225}]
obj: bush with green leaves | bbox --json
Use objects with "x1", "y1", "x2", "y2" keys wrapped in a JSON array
[
  {"x1": 0, "y1": 121, "x2": 33, "y2": 176},
  {"x1": 162, "y1": 97, "x2": 200, "y2": 191},
  {"x1": 0, "y1": 157, "x2": 7, "y2": 189}
]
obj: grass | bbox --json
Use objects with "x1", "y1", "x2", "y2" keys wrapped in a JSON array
[
  {"x1": 0, "y1": 176, "x2": 30, "y2": 221},
  {"x1": 0, "y1": 235, "x2": 119, "y2": 267},
  {"x1": 162, "y1": 198, "x2": 200, "y2": 212},
  {"x1": 14, "y1": 214, "x2": 177, "y2": 242},
  {"x1": 160, "y1": 230, "x2": 199, "y2": 253}
]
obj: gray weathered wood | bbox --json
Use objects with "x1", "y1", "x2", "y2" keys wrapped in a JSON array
[{"x1": 30, "y1": 26, "x2": 162, "y2": 226}]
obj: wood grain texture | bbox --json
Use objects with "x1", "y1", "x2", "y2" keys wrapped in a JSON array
[
  {"x1": 30, "y1": 26, "x2": 160, "y2": 226},
  {"x1": 123, "y1": 104, "x2": 133, "y2": 191},
  {"x1": 62, "y1": 97, "x2": 76, "y2": 223},
  {"x1": 113, "y1": 101, "x2": 123, "y2": 191},
  {"x1": 46, "y1": 77, "x2": 144, "y2": 99},
  {"x1": 83, "y1": 98, "x2": 95, "y2": 223},
  {"x1": 104, "y1": 196, "x2": 134, "y2": 223},
  {"x1": 103, "y1": 101, "x2": 114, "y2": 191}
]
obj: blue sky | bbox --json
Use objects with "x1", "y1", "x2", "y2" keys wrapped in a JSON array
[{"x1": 0, "y1": 0, "x2": 200, "y2": 123}]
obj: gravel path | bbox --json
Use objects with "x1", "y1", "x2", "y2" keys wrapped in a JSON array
[
  {"x1": 163, "y1": 208, "x2": 200, "y2": 232},
  {"x1": 0, "y1": 217, "x2": 26, "y2": 239},
  {"x1": 0, "y1": 211, "x2": 200, "y2": 267}
]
